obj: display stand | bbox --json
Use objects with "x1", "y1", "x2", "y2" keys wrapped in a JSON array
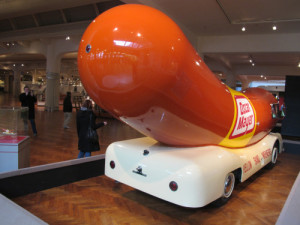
[
  {"x1": 0, "y1": 135, "x2": 30, "y2": 173},
  {"x1": 276, "y1": 172, "x2": 300, "y2": 225}
]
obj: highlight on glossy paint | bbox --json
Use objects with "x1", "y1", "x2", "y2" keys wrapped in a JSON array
[{"x1": 77, "y1": 4, "x2": 278, "y2": 148}]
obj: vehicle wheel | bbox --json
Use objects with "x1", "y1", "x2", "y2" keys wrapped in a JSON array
[
  {"x1": 271, "y1": 147, "x2": 278, "y2": 164},
  {"x1": 213, "y1": 172, "x2": 235, "y2": 206},
  {"x1": 266, "y1": 145, "x2": 279, "y2": 169},
  {"x1": 223, "y1": 172, "x2": 235, "y2": 198}
]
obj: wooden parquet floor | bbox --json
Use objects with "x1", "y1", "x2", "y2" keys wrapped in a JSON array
[
  {"x1": 11, "y1": 153, "x2": 300, "y2": 225},
  {"x1": 0, "y1": 93, "x2": 144, "y2": 166},
  {"x1": 1, "y1": 93, "x2": 300, "y2": 225}
]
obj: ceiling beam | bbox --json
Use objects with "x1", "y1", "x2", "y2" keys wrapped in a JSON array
[
  {"x1": 0, "y1": 21, "x2": 89, "y2": 42},
  {"x1": 234, "y1": 65, "x2": 300, "y2": 77},
  {"x1": 8, "y1": 19, "x2": 16, "y2": 30},
  {"x1": 60, "y1": 10, "x2": 67, "y2": 23},
  {"x1": 0, "y1": 0, "x2": 110, "y2": 20},
  {"x1": 198, "y1": 33, "x2": 300, "y2": 53},
  {"x1": 93, "y1": 3, "x2": 100, "y2": 16},
  {"x1": 32, "y1": 14, "x2": 40, "y2": 27}
]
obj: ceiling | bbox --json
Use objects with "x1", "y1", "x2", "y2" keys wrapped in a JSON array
[
  {"x1": 0, "y1": 0, "x2": 299, "y2": 83},
  {"x1": 0, "y1": 0, "x2": 299, "y2": 35},
  {"x1": 148, "y1": 0, "x2": 300, "y2": 35},
  {"x1": 0, "y1": 0, "x2": 124, "y2": 32}
]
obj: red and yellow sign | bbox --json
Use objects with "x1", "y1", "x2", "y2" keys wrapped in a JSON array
[{"x1": 219, "y1": 89, "x2": 257, "y2": 147}]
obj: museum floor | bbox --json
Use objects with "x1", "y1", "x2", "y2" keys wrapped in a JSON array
[{"x1": 1, "y1": 93, "x2": 300, "y2": 225}]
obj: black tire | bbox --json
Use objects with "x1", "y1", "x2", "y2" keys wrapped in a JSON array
[
  {"x1": 271, "y1": 147, "x2": 279, "y2": 164},
  {"x1": 213, "y1": 172, "x2": 235, "y2": 206},
  {"x1": 266, "y1": 145, "x2": 279, "y2": 169}
]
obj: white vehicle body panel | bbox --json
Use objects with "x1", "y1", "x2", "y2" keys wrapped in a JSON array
[{"x1": 105, "y1": 133, "x2": 282, "y2": 208}]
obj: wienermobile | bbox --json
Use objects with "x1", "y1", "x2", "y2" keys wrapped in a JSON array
[{"x1": 78, "y1": 4, "x2": 283, "y2": 207}]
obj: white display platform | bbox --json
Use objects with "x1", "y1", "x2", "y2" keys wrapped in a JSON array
[
  {"x1": 276, "y1": 172, "x2": 300, "y2": 225},
  {"x1": 0, "y1": 194, "x2": 48, "y2": 225},
  {"x1": 0, "y1": 135, "x2": 30, "y2": 173}
]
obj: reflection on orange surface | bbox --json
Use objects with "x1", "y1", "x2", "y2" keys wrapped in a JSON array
[{"x1": 78, "y1": 4, "x2": 277, "y2": 148}]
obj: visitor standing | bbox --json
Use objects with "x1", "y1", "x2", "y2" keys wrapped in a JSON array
[
  {"x1": 76, "y1": 99, "x2": 107, "y2": 158},
  {"x1": 63, "y1": 92, "x2": 73, "y2": 129},
  {"x1": 19, "y1": 86, "x2": 37, "y2": 136}
]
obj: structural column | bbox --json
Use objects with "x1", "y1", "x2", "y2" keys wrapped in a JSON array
[
  {"x1": 225, "y1": 71, "x2": 236, "y2": 89},
  {"x1": 4, "y1": 73, "x2": 10, "y2": 93},
  {"x1": 45, "y1": 72, "x2": 60, "y2": 111},
  {"x1": 241, "y1": 78, "x2": 251, "y2": 90},
  {"x1": 45, "y1": 42, "x2": 61, "y2": 111},
  {"x1": 12, "y1": 66, "x2": 21, "y2": 98}
]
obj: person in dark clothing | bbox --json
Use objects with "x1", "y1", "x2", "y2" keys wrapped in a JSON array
[
  {"x1": 76, "y1": 99, "x2": 107, "y2": 158},
  {"x1": 63, "y1": 92, "x2": 73, "y2": 129},
  {"x1": 19, "y1": 86, "x2": 37, "y2": 136}
]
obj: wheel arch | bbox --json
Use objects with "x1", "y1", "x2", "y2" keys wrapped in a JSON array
[
  {"x1": 270, "y1": 132, "x2": 283, "y2": 153},
  {"x1": 233, "y1": 167, "x2": 242, "y2": 183}
]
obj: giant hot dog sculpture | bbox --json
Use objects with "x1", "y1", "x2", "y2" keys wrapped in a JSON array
[{"x1": 78, "y1": 4, "x2": 278, "y2": 148}]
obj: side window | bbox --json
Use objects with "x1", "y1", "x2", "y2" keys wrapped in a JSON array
[{"x1": 271, "y1": 103, "x2": 280, "y2": 119}]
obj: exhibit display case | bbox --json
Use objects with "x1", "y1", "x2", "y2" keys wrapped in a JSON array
[
  {"x1": 0, "y1": 107, "x2": 28, "y2": 136},
  {"x1": 0, "y1": 107, "x2": 30, "y2": 173}
]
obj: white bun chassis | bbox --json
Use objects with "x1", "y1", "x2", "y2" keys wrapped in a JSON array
[{"x1": 105, "y1": 133, "x2": 282, "y2": 208}]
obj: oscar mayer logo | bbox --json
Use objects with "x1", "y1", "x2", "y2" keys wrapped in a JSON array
[{"x1": 229, "y1": 96, "x2": 255, "y2": 139}]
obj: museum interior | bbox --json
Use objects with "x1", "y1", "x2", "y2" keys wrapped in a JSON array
[{"x1": 0, "y1": 0, "x2": 300, "y2": 224}]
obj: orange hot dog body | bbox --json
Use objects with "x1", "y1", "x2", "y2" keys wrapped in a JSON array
[{"x1": 78, "y1": 4, "x2": 278, "y2": 148}]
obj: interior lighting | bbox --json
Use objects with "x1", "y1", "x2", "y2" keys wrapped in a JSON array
[
  {"x1": 66, "y1": 36, "x2": 70, "y2": 40},
  {"x1": 252, "y1": 63, "x2": 255, "y2": 66},
  {"x1": 260, "y1": 75, "x2": 264, "y2": 78},
  {"x1": 241, "y1": 27, "x2": 246, "y2": 32},
  {"x1": 21, "y1": 64, "x2": 24, "y2": 67},
  {"x1": 298, "y1": 62, "x2": 300, "y2": 67},
  {"x1": 272, "y1": 25, "x2": 277, "y2": 31},
  {"x1": 249, "y1": 59, "x2": 252, "y2": 63}
]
